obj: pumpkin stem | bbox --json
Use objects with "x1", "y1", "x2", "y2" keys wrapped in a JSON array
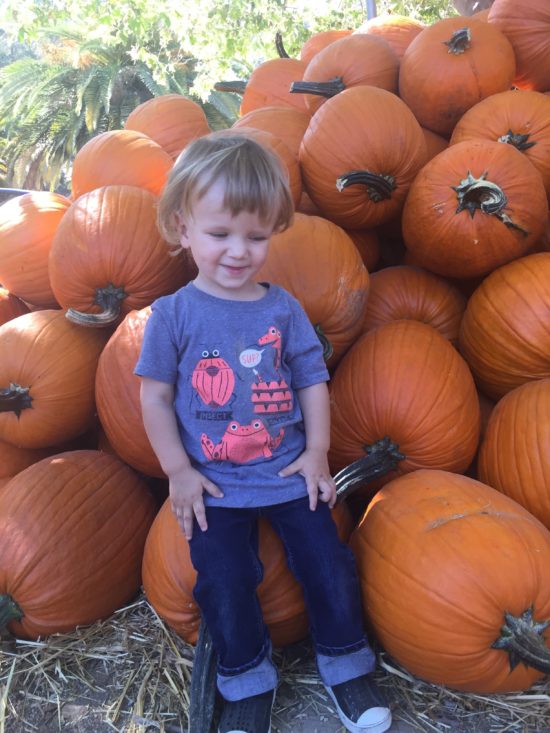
[
  {"x1": 290, "y1": 76, "x2": 346, "y2": 99},
  {"x1": 65, "y1": 283, "x2": 127, "y2": 328},
  {"x1": 0, "y1": 383, "x2": 32, "y2": 417},
  {"x1": 275, "y1": 31, "x2": 290, "y2": 58},
  {"x1": 336, "y1": 171, "x2": 397, "y2": 203},
  {"x1": 0, "y1": 594, "x2": 23, "y2": 630},
  {"x1": 498, "y1": 129, "x2": 537, "y2": 151},
  {"x1": 334, "y1": 437, "x2": 405, "y2": 502},
  {"x1": 213, "y1": 80, "x2": 248, "y2": 94},
  {"x1": 314, "y1": 323, "x2": 334, "y2": 361},
  {"x1": 452, "y1": 170, "x2": 529, "y2": 236},
  {"x1": 443, "y1": 27, "x2": 471, "y2": 55},
  {"x1": 492, "y1": 607, "x2": 550, "y2": 674}
]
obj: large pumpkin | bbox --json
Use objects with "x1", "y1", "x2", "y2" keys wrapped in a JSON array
[
  {"x1": 299, "y1": 86, "x2": 427, "y2": 229},
  {"x1": 0, "y1": 310, "x2": 108, "y2": 448},
  {"x1": 232, "y1": 106, "x2": 311, "y2": 159},
  {"x1": 49, "y1": 185, "x2": 195, "y2": 327},
  {"x1": 351, "y1": 469, "x2": 550, "y2": 693},
  {"x1": 257, "y1": 213, "x2": 369, "y2": 370},
  {"x1": 354, "y1": 14, "x2": 425, "y2": 59},
  {"x1": 402, "y1": 140, "x2": 548, "y2": 278},
  {"x1": 142, "y1": 499, "x2": 353, "y2": 646},
  {"x1": 459, "y1": 252, "x2": 550, "y2": 400},
  {"x1": 0, "y1": 450, "x2": 156, "y2": 639},
  {"x1": 299, "y1": 29, "x2": 353, "y2": 66},
  {"x1": 239, "y1": 58, "x2": 310, "y2": 116},
  {"x1": 399, "y1": 16, "x2": 516, "y2": 137},
  {"x1": 0, "y1": 192, "x2": 70, "y2": 308}
]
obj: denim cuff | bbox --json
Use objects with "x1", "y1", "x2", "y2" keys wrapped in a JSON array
[
  {"x1": 217, "y1": 640, "x2": 278, "y2": 701},
  {"x1": 317, "y1": 643, "x2": 376, "y2": 687}
]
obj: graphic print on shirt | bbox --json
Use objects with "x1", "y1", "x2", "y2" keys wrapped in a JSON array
[
  {"x1": 192, "y1": 349, "x2": 235, "y2": 408},
  {"x1": 250, "y1": 326, "x2": 293, "y2": 415},
  {"x1": 201, "y1": 419, "x2": 284, "y2": 463}
]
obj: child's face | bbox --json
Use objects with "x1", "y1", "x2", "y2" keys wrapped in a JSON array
[{"x1": 178, "y1": 179, "x2": 275, "y2": 300}]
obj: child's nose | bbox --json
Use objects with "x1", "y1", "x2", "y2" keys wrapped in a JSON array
[{"x1": 228, "y1": 237, "x2": 248, "y2": 256}]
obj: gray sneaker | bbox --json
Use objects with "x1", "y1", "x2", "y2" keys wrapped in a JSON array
[{"x1": 325, "y1": 674, "x2": 392, "y2": 733}]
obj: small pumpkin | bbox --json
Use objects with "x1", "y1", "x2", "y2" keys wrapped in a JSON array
[
  {"x1": 299, "y1": 29, "x2": 353, "y2": 66},
  {"x1": 353, "y1": 13, "x2": 425, "y2": 59}
]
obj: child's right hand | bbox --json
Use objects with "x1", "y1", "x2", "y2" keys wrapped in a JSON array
[{"x1": 168, "y1": 467, "x2": 223, "y2": 540}]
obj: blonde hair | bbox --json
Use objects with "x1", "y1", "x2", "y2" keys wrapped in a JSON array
[{"x1": 157, "y1": 130, "x2": 295, "y2": 246}]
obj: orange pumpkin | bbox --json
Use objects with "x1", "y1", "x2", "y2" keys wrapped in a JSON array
[
  {"x1": 256, "y1": 213, "x2": 370, "y2": 370},
  {"x1": 124, "y1": 94, "x2": 211, "y2": 160},
  {"x1": 71, "y1": 129, "x2": 173, "y2": 199},
  {"x1": 0, "y1": 439, "x2": 53, "y2": 480},
  {"x1": 0, "y1": 450, "x2": 156, "y2": 639},
  {"x1": 421, "y1": 127, "x2": 448, "y2": 162},
  {"x1": 300, "y1": 29, "x2": 353, "y2": 66},
  {"x1": 354, "y1": 13, "x2": 425, "y2": 59},
  {"x1": 0, "y1": 310, "x2": 108, "y2": 448},
  {"x1": 239, "y1": 58, "x2": 310, "y2": 116},
  {"x1": 232, "y1": 106, "x2": 311, "y2": 159},
  {"x1": 49, "y1": 185, "x2": 195, "y2": 327},
  {"x1": 0, "y1": 287, "x2": 29, "y2": 326},
  {"x1": 351, "y1": 469, "x2": 550, "y2": 693},
  {"x1": 0, "y1": 192, "x2": 70, "y2": 308},
  {"x1": 402, "y1": 140, "x2": 548, "y2": 278},
  {"x1": 399, "y1": 16, "x2": 516, "y2": 136},
  {"x1": 344, "y1": 229, "x2": 380, "y2": 272}
]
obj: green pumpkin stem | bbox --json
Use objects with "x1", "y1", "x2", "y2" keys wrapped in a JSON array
[
  {"x1": 275, "y1": 31, "x2": 290, "y2": 58},
  {"x1": 290, "y1": 76, "x2": 346, "y2": 98},
  {"x1": 444, "y1": 27, "x2": 471, "y2": 55},
  {"x1": 498, "y1": 129, "x2": 537, "y2": 151},
  {"x1": 65, "y1": 283, "x2": 127, "y2": 328},
  {"x1": 0, "y1": 594, "x2": 23, "y2": 629},
  {"x1": 334, "y1": 437, "x2": 405, "y2": 502},
  {"x1": 213, "y1": 80, "x2": 248, "y2": 95},
  {"x1": 314, "y1": 323, "x2": 334, "y2": 362},
  {"x1": 336, "y1": 171, "x2": 397, "y2": 203},
  {"x1": 492, "y1": 607, "x2": 550, "y2": 673},
  {"x1": 0, "y1": 383, "x2": 32, "y2": 417},
  {"x1": 452, "y1": 170, "x2": 529, "y2": 236}
]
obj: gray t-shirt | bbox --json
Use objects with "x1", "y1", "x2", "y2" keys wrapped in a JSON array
[{"x1": 135, "y1": 282, "x2": 329, "y2": 507}]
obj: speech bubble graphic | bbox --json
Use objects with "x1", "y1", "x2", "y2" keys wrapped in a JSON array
[{"x1": 240, "y1": 348, "x2": 264, "y2": 368}]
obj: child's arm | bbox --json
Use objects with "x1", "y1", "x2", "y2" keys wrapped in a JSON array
[
  {"x1": 140, "y1": 377, "x2": 223, "y2": 540},
  {"x1": 278, "y1": 381, "x2": 336, "y2": 511}
]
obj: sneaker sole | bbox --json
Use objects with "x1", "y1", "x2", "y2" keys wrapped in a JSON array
[{"x1": 324, "y1": 684, "x2": 392, "y2": 733}]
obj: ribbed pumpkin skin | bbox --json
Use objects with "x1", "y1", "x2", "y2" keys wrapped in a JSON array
[
  {"x1": 49, "y1": 186, "x2": 195, "y2": 324},
  {"x1": 402, "y1": 140, "x2": 548, "y2": 278},
  {"x1": 329, "y1": 320, "x2": 480, "y2": 476},
  {"x1": 361, "y1": 266, "x2": 466, "y2": 346},
  {"x1": 240, "y1": 58, "x2": 310, "y2": 116},
  {"x1": 142, "y1": 499, "x2": 353, "y2": 646},
  {"x1": 124, "y1": 94, "x2": 210, "y2": 160},
  {"x1": 0, "y1": 311, "x2": 108, "y2": 448},
  {"x1": 488, "y1": 0, "x2": 550, "y2": 92},
  {"x1": 459, "y1": 253, "x2": 550, "y2": 400},
  {"x1": 354, "y1": 14, "x2": 425, "y2": 59},
  {"x1": 450, "y1": 90, "x2": 550, "y2": 198},
  {"x1": 71, "y1": 130, "x2": 173, "y2": 199},
  {"x1": 344, "y1": 228, "x2": 380, "y2": 272},
  {"x1": 0, "y1": 192, "x2": 70, "y2": 308},
  {"x1": 0, "y1": 287, "x2": 29, "y2": 326},
  {"x1": 256, "y1": 213, "x2": 369, "y2": 370},
  {"x1": 0, "y1": 440, "x2": 53, "y2": 480},
  {"x1": 300, "y1": 29, "x2": 353, "y2": 66},
  {"x1": 233, "y1": 106, "x2": 311, "y2": 159},
  {"x1": 399, "y1": 17, "x2": 515, "y2": 137},
  {"x1": 95, "y1": 307, "x2": 163, "y2": 478},
  {"x1": 298, "y1": 34, "x2": 399, "y2": 115},
  {"x1": 299, "y1": 86, "x2": 426, "y2": 229},
  {"x1": 478, "y1": 378, "x2": 550, "y2": 530},
  {"x1": 350, "y1": 469, "x2": 550, "y2": 693},
  {"x1": 421, "y1": 127, "x2": 448, "y2": 162},
  {"x1": 0, "y1": 450, "x2": 156, "y2": 639}
]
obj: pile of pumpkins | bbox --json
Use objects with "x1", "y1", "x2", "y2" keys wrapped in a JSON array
[{"x1": 1, "y1": 0, "x2": 550, "y2": 697}]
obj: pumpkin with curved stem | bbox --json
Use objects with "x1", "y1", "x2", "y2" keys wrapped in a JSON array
[
  {"x1": 256, "y1": 213, "x2": 369, "y2": 370},
  {"x1": 488, "y1": 0, "x2": 550, "y2": 92},
  {"x1": 450, "y1": 90, "x2": 550, "y2": 198},
  {"x1": 399, "y1": 17, "x2": 515, "y2": 136},
  {"x1": 300, "y1": 29, "x2": 353, "y2": 66},
  {"x1": 360, "y1": 266, "x2": 466, "y2": 346},
  {"x1": 95, "y1": 307, "x2": 163, "y2": 478},
  {"x1": 329, "y1": 320, "x2": 480, "y2": 484},
  {"x1": 142, "y1": 499, "x2": 353, "y2": 647},
  {"x1": 71, "y1": 129, "x2": 173, "y2": 199},
  {"x1": 124, "y1": 94, "x2": 211, "y2": 160},
  {"x1": 0, "y1": 450, "x2": 156, "y2": 639},
  {"x1": 402, "y1": 140, "x2": 548, "y2": 278},
  {"x1": 290, "y1": 34, "x2": 399, "y2": 115},
  {"x1": 238, "y1": 58, "x2": 310, "y2": 116},
  {"x1": 350, "y1": 469, "x2": 550, "y2": 693},
  {"x1": 0, "y1": 287, "x2": 29, "y2": 327},
  {"x1": 478, "y1": 378, "x2": 550, "y2": 530},
  {"x1": 0, "y1": 310, "x2": 108, "y2": 449},
  {"x1": 299, "y1": 86, "x2": 426, "y2": 229},
  {"x1": 232, "y1": 106, "x2": 310, "y2": 159},
  {"x1": 49, "y1": 186, "x2": 195, "y2": 328},
  {"x1": 0, "y1": 192, "x2": 70, "y2": 308},
  {"x1": 459, "y1": 253, "x2": 550, "y2": 400},
  {"x1": 353, "y1": 14, "x2": 425, "y2": 59}
]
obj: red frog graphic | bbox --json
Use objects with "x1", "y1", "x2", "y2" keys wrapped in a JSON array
[{"x1": 201, "y1": 419, "x2": 284, "y2": 463}]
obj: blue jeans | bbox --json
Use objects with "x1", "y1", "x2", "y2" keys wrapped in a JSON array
[{"x1": 188, "y1": 496, "x2": 375, "y2": 701}]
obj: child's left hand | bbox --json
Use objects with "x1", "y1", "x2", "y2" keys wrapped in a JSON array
[{"x1": 278, "y1": 448, "x2": 337, "y2": 510}]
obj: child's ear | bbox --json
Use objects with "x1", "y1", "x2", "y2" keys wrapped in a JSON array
[{"x1": 174, "y1": 211, "x2": 189, "y2": 243}]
